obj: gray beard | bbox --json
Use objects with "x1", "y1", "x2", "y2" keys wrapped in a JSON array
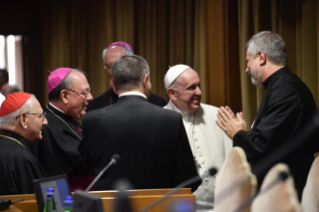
[
  {"x1": 251, "y1": 77, "x2": 264, "y2": 88},
  {"x1": 249, "y1": 69, "x2": 264, "y2": 88}
]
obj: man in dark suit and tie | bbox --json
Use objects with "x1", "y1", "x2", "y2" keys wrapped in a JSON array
[{"x1": 79, "y1": 55, "x2": 200, "y2": 191}]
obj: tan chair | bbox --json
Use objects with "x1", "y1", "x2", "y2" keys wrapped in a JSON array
[
  {"x1": 214, "y1": 147, "x2": 257, "y2": 212},
  {"x1": 301, "y1": 155, "x2": 319, "y2": 212},
  {"x1": 251, "y1": 163, "x2": 301, "y2": 212}
]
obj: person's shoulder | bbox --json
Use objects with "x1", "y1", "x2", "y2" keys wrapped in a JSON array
[
  {"x1": 148, "y1": 92, "x2": 166, "y2": 107},
  {"x1": 43, "y1": 107, "x2": 58, "y2": 121},
  {"x1": 0, "y1": 140, "x2": 29, "y2": 160},
  {"x1": 199, "y1": 103, "x2": 219, "y2": 113},
  {"x1": 42, "y1": 108, "x2": 68, "y2": 131},
  {"x1": 87, "y1": 88, "x2": 112, "y2": 112},
  {"x1": 150, "y1": 103, "x2": 182, "y2": 119},
  {"x1": 93, "y1": 88, "x2": 112, "y2": 99},
  {"x1": 84, "y1": 105, "x2": 108, "y2": 120}
]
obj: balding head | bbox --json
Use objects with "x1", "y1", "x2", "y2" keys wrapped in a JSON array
[{"x1": 103, "y1": 44, "x2": 134, "y2": 79}]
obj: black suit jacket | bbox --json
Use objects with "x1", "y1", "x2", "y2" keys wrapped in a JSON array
[
  {"x1": 79, "y1": 95, "x2": 200, "y2": 191},
  {"x1": 86, "y1": 88, "x2": 166, "y2": 112}
]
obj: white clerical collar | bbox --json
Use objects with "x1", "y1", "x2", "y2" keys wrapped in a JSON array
[
  {"x1": 170, "y1": 100, "x2": 194, "y2": 117},
  {"x1": 119, "y1": 91, "x2": 147, "y2": 99},
  {"x1": 49, "y1": 102, "x2": 66, "y2": 114}
]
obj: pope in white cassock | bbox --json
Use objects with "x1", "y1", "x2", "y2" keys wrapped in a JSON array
[{"x1": 164, "y1": 64, "x2": 232, "y2": 212}]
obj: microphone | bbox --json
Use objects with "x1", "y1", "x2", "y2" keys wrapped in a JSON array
[
  {"x1": 138, "y1": 167, "x2": 217, "y2": 212},
  {"x1": 85, "y1": 154, "x2": 121, "y2": 192},
  {"x1": 233, "y1": 171, "x2": 289, "y2": 212}
]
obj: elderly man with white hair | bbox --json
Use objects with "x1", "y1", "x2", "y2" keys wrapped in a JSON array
[
  {"x1": 164, "y1": 64, "x2": 232, "y2": 211},
  {"x1": 0, "y1": 92, "x2": 48, "y2": 195}
]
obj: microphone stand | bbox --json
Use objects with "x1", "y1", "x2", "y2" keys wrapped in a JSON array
[
  {"x1": 85, "y1": 154, "x2": 120, "y2": 192},
  {"x1": 139, "y1": 168, "x2": 217, "y2": 212}
]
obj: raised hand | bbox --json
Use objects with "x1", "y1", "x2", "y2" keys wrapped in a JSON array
[{"x1": 215, "y1": 106, "x2": 246, "y2": 139}]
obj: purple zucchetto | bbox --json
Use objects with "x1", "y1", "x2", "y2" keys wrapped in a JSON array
[
  {"x1": 107, "y1": 41, "x2": 134, "y2": 53},
  {"x1": 47, "y1": 67, "x2": 72, "y2": 93}
]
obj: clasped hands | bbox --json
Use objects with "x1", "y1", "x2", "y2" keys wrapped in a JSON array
[{"x1": 215, "y1": 106, "x2": 246, "y2": 139}]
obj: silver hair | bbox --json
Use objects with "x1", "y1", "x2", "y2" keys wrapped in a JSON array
[
  {"x1": 102, "y1": 45, "x2": 134, "y2": 62},
  {"x1": 246, "y1": 31, "x2": 288, "y2": 66},
  {"x1": 112, "y1": 55, "x2": 150, "y2": 91},
  {"x1": 0, "y1": 95, "x2": 33, "y2": 127}
]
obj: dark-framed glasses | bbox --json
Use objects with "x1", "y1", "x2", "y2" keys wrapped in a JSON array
[
  {"x1": 15, "y1": 112, "x2": 46, "y2": 121},
  {"x1": 67, "y1": 88, "x2": 91, "y2": 98}
]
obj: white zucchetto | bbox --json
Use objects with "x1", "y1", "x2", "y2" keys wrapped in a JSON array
[{"x1": 164, "y1": 64, "x2": 190, "y2": 89}]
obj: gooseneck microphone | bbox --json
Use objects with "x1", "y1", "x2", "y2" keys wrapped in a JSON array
[
  {"x1": 233, "y1": 171, "x2": 289, "y2": 212},
  {"x1": 85, "y1": 154, "x2": 121, "y2": 192},
  {"x1": 138, "y1": 167, "x2": 217, "y2": 212}
]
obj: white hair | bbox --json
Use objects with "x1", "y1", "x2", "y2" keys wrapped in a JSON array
[{"x1": 0, "y1": 96, "x2": 33, "y2": 127}]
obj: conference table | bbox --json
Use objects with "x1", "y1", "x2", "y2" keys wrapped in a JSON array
[{"x1": 0, "y1": 188, "x2": 195, "y2": 212}]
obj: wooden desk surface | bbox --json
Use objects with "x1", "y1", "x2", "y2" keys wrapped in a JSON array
[
  {"x1": 1, "y1": 205, "x2": 23, "y2": 212},
  {"x1": 0, "y1": 188, "x2": 195, "y2": 212}
]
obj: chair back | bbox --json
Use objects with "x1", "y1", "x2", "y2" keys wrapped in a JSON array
[
  {"x1": 251, "y1": 163, "x2": 301, "y2": 212},
  {"x1": 301, "y1": 155, "x2": 319, "y2": 212},
  {"x1": 214, "y1": 147, "x2": 257, "y2": 212}
]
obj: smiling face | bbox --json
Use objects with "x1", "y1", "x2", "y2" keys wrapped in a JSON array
[
  {"x1": 25, "y1": 96, "x2": 48, "y2": 143},
  {"x1": 245, "y1": 49, "x2": 264, "y2": 88},
  {"x1": 169, "y1": 68, "x2": 202, "y2": 112},
  {"x1": 65, "y1": 72, "x2": 93, "y2": 120}
]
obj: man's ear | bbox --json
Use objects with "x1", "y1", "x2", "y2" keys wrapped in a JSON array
[
  {"x1": 142, "y1": 73, "x2": 149, "y2": 88},
  {"x1": 19, "y1": 112, "x2": 27, "y2": 129},
  {"x1": 61, "y1": 90, "x2": 69, "y2": 104},
  {"x1": 167, "y1": 87, "x2": 177, "y2": 100},
  {"x1": 258, "y1": 51, "x2": 266, "y2": 66}
]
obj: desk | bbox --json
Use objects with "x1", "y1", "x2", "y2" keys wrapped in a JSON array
[
  {"x1": 1, "y1": 206, "x2": 22, "y2": 212},
  {"x1": 0, "y1": 188, "x2": 195, "y2": 212}
]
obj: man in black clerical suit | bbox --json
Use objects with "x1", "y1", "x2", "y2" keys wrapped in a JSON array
[
  {"x1": 0, "y1": 92, "x2": 47, "y2": 195},
  {"x1": 216, "y1": 31, "x2": 319, "y2": 199},
  {"x1": 31, "y1": 67, "x2": 94, "y2": 190},
  {"x1": 86, "y1": 41, "x2": 166, "y2": 112},
  {"x1": 79, "y1": 55, "x2": 200, "y2": 191}
]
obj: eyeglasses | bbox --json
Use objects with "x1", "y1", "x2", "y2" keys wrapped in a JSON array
[
  {"x1": 15, "y1": 112, "x2": 46, "y2": 121},
  {"x1": 67, "y1": 88, "x2": 91, "y2": 98},
  {"x1": 104, "y1": 64, "x2": 113, "y2": 70}
]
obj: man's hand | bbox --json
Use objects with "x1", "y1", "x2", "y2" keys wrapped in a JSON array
[{"x1": 215, "y1": 106, "x2": 246, "y2": 139}]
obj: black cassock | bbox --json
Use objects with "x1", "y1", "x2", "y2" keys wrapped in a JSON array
[
  {"x1": 234, "y1": 67, "x2": 319, "y2": 199},
  {"x1": 0, "y1": 130, "x2": 47, "y2": 195},
  {"x1": 31, "y1": 104, "x2": 87, "y2": 176}
]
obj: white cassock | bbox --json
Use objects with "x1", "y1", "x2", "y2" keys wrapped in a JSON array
[{"x1": 164, "y1": 100, "x2": 232, "y2": 212}]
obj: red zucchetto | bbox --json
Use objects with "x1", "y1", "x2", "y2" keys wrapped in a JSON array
[{"x1": 0, "y1": 92, "x2": 31, "y2": 116}]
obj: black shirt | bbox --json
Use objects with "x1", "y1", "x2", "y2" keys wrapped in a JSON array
[{"x1": 234, "y1": 67, "x2": 319, "y2": 198}]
